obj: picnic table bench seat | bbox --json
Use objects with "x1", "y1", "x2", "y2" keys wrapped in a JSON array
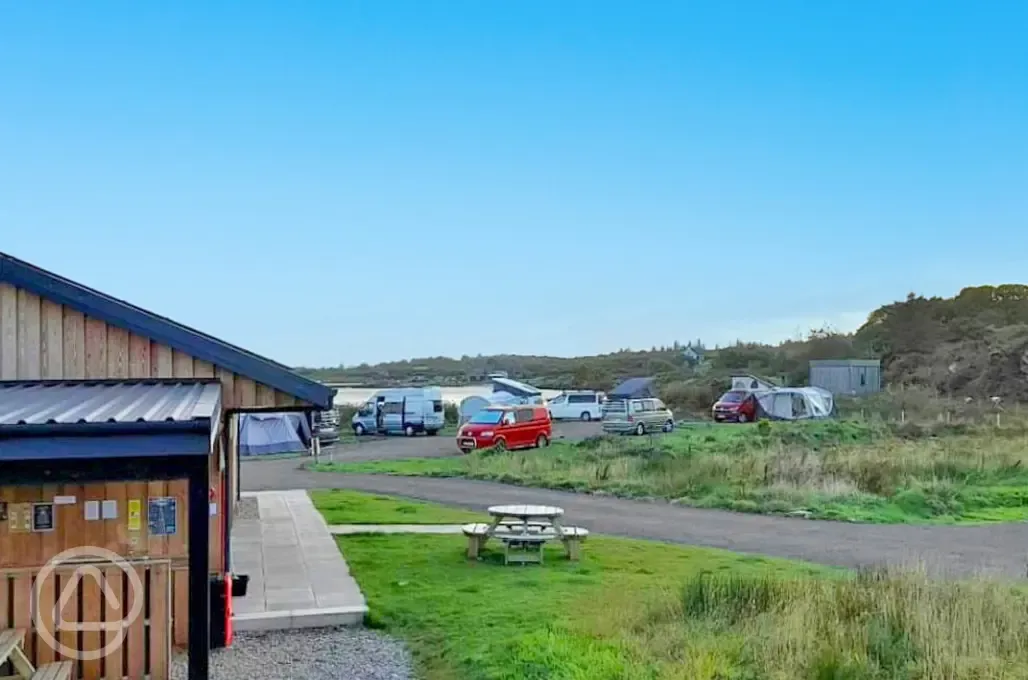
[
  {"x1": 30, "y1": 662, "x2": 74, "y2": 680},
  {"x1": 462, "y1": 522, "x2": 590, "y2": 561},
  {"x1": 0, "y1": 628, "x2": 72, "y2": 680}
]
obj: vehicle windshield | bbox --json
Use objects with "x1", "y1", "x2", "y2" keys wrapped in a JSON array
[
  {"x1": 718, "y1": 391, "x2": 747, "y2": 404},
  {"x1": 468, "y1": 410, "x2": 504, "y2": 425}
]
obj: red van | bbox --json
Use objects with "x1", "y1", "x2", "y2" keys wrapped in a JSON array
[
  {"x1": 712, "y1": 390, "x2": 758, "y2": 423},
  {"x1": 457, "y1": 405, "x2": 552, "y2": 453}
]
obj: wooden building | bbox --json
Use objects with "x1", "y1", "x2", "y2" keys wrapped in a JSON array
[{"x1": 0, "y1": 252, "x2": 335, "y2": 680}]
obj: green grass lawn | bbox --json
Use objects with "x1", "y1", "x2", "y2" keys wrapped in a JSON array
[
  {"x1": 332, "y1": 490, "x2": 1028, "y2": 680},
  {"x1": 310, "y1": 489, "x2": 483, "y2": 525},
  {"x1": 314, "y1": 420, "x2": 1028, "y2": 525}
]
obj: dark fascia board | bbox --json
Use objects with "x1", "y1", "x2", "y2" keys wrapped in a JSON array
[
  {"x1": 1, "y1": 453, "x2": 207, "y2": 485},
  {"x1": 0, "y1": 253, "x2": 336, "y2": 410},
  {"x1": 0, "y1": 431, "x2": 212, "y2": 461},
  {"x1": 0, "y1": 419, "x2": 212, "y2": 437}
]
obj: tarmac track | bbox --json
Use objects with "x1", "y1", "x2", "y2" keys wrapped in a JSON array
[{"x1": 241, "y1": 425, "x2": 1028, "y2": 578}]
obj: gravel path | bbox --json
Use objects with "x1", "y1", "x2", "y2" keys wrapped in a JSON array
[
  {"x1": 171, "y1": 628, "x2": 412, "y2": 680},
  {"x1": 241, "y1": 458, "x2": 1028, "y2": 578}
]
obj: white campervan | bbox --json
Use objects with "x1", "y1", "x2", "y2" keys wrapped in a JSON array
[
  {"x1": 547, "y1": 391, "x2": 605, "y2": 421},
  {"x1": 351, "y1": 386, "x2": 446, "y2": 436}
]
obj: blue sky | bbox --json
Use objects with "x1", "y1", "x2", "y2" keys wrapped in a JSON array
[{"x1": 1, "y1": 1, "x2": 1026, "y2": 367}]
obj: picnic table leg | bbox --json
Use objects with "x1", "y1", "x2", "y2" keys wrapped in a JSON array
[
  {"x1": 466, "y1": 534, "x2": 483, "y2": 560},
  {"x1": 563, "y1": 537, "x2": 581, "y2": 561}
]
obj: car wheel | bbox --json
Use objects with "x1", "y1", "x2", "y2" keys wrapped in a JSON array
[
  {"x1": 493, "y1": 438, "x2": 507, "y2": 452},
  {"x1": 426, "y1": 429, "x2": 438, "y2": 436},
  {"x1": 663, "y1": 419, "x2": 674, "y2": 433},
  {"x1": 635, "y1": 422, "x2": 646, "y2": 436},
  {"x1": 354, "y1": 423, "x2": 366, "y2": 436},
  {"x1": 536, "y1": 434, "x2": 549, "y2": 448},
  {"x1": 738, "y1": 414, "x2": 749, "y2": 424},
  {"x1": 580, "y1": 412, "x2": 591, "y2": 422},
  {"x1": 404, "y1": 424, "x2": 415, "y2": 436}
]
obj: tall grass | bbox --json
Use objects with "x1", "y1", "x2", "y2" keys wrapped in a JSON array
[
  {"x1": 629, "y1": 567, "x2": 1028, "y2": 679},
  {"x1": 455, "y1": 420, "x2": 1028, "y2": 522}
]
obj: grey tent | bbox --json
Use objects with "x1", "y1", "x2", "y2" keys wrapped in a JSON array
[
  {"x1": 609, "y1": 377, "x2": 658, "y2": 400},
  {"x1": 238, "y1": 413, "x2": 312, "y2": 457},
  {"x1": 747, "y1": 387, "x2": 835, "y2": 421}
]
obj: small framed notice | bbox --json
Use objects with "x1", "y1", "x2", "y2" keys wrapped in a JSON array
[
  {"x1": 148, "y1": 497, "x2": 178, "y2": 536},
  {"x1": 102, "y1": 500, "x2": 119, "y2": 520},
  {"x1": 32, "y1": 503, "x2": 55, "y2": 532}
]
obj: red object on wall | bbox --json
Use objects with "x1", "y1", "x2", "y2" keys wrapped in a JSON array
[{"x1": 225, "y1": 574, "x2": 234, "y2": 647}]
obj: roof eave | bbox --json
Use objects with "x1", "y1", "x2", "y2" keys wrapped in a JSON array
[
  {"x1": 0, "y1": 254, "x2": 335, "y2": 410},
  {"x1": 0, "y1": 418, "x2": 213, "y2": 437}
]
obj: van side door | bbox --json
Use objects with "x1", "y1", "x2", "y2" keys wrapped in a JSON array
[
  {"x1": 510, "y1": 407, "x2": 538, "y2": 448},
  {"x1": 548, "y1": 394, "x2": 567, "y2": 419},
  {"x1": 380, "y1": 400, "x2": 403, "y2": 433}
]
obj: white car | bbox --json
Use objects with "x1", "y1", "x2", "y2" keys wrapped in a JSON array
[{"x1": 547, "y1": 391, "x2": 604, "y2": 421}]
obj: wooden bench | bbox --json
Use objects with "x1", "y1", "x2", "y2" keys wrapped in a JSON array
[
  {"x1": 0, "y1": 629, "x2": 72, "y2": 680},
  {"x1": 462, "y1": 523, "x2": 590, "y2": 562},
  {"x1": 462, "y1": 523, "x2": 492, "y2": 559},
  {"x1": 559, "y1": 526, "x2": 589, "y2": 561}
]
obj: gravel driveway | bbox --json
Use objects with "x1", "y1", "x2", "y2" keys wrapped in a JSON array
[
  {"x1": 241, "y1": 458, "x2": 1028, "y2": 579},
  {"x1": 171, "y1": 628, "x2": 412, "y2": 680},
  {"x1": 320, "y1": 420, "x2": 602, "y2": 463}
]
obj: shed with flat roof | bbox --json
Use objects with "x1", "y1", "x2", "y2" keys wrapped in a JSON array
[{"x1": 0, "y1": 251, "x2": 335, "y2": 680}]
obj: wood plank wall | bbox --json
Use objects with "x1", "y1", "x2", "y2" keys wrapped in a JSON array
[
  {"x1": 0, "y1": 283, "x2": 320, "y2": 651},
  {"x1": 0, "y1": 560, "x2": 173, "y2": 680},
  {"x1": 0, "y1": 283, "x2": 301, "y2": 410}
]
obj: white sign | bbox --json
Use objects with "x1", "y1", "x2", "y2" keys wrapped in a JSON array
[
  {"x1": 84, "y1": 501, "x2": 100, "y2": 521},
  {"x1": 101, "y1": 500, "x2": 118, "y2": 520}
]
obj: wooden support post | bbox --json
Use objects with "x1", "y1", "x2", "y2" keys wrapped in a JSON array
[{"x1": 187, "y1": 455, "x2": 211, "y2": 680}]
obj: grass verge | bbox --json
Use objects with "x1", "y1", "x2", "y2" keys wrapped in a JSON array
[
  {"x1": 314, "y1": 420, "x2": 1028, "y2": 524},
  {"x1": 310, "y1": 489, "x2": 483, "y2": 525},
  {"x1": 333, "y1": 488, "x2": 1028, "y2": 679}
]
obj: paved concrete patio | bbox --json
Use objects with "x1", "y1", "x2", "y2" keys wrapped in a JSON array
[{"x1": 231, "y1": 490, "x2": 367, "y2": 632}]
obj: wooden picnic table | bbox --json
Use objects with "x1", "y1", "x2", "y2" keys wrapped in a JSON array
[
  {"x1": 463, "y1": 504, "x2": 588, "y2": 565},
  {"x1": 0, "y1": 628, "x2": 73, "y2": 679},
  {"x1": 487, "y1": 504, "x2": 565, "y2": 536}
]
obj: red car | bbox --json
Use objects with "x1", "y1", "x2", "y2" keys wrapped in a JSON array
[
  {"x1": 712, "y1": 390, "x2": 757, "y2": 423},
  {"x1": 457, "y1": 405, "x2": 552, "y2": 453}
]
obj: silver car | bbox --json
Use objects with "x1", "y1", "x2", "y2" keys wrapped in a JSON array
[{"x1": 601, "y1": 398, "x2": 675, "y2": 435}]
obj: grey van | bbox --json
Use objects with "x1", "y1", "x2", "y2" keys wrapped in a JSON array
[{"x1": 601, "y1": 397, "x2": 675, "y2": 435}]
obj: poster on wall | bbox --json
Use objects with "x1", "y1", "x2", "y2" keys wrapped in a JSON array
[
  {"x1": 148, "y1": 497, "x2": 178, "y2": 536},
  {"x1": 127, "y1": 499, "x2": 142, "y2": 532},
  {"x1": 32, "y1": 503, "x2": 55, "y2": 532},
  {"x1": 8, "y1": 503, "x2": 31, "y2": 533}
]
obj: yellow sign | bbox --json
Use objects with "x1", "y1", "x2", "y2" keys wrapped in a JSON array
[
  {"x1": 8, "y1": 503, "x2": 31, "y2": 533},
  {"x1": 128, "y1": 499, "x2": 142, "y2": 532}
]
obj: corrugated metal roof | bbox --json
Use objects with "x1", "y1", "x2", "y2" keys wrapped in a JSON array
[{"x1": 0, "y1": 380, "x2": 221, "y2": 426}]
